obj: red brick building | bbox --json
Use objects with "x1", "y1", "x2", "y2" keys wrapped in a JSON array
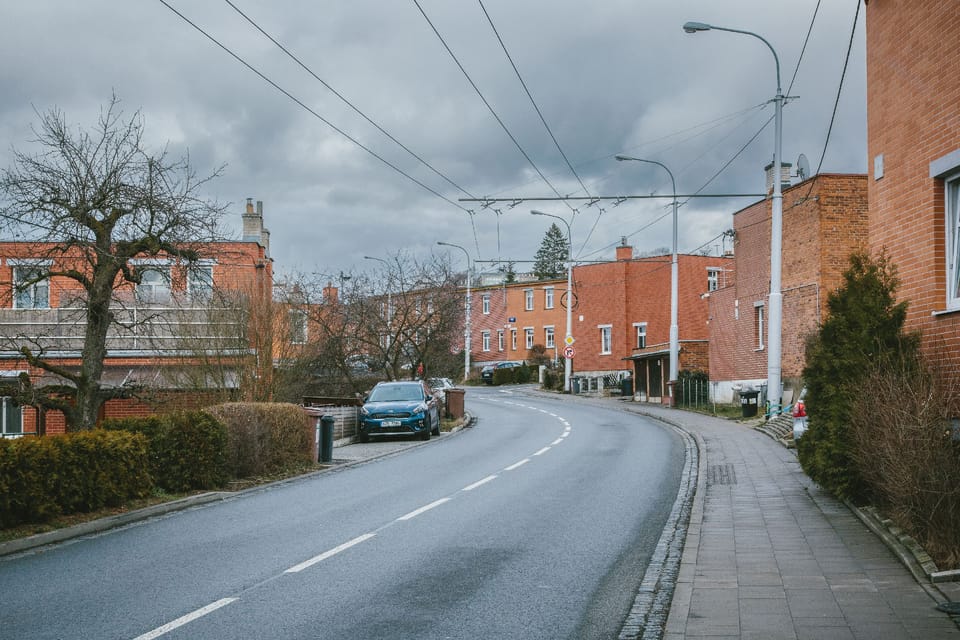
[
  {"x1": 707, "y1": 173, "x2": 868, "y2": 402},
  {"x1": 865, "y1": 0, "x2": 960, "y2": 365},
  {"x1": 0, "y1": 200, "x2": 273, "y2": 436},
  {"x1": 467, "y1": 243, "x2": 730, "y2": 403}
]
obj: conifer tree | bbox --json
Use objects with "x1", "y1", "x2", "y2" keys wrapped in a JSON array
[{"x1": 532, "y1": 223, "x2": 569, "y2": 280}]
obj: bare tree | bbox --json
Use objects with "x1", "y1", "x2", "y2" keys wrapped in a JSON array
[{"x1": 0, "y1": 96, "x2": 227, "y2": 430}]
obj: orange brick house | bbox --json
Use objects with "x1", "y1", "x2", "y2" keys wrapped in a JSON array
[
  {"x1": 707, "y1": 173, "x2": 868, "y2": 403},
  {"x1": 865, "y1": 0, "x2": 960, "y2": 367},
  {"x1": 0, "y1": 199, "x2": 273, "y2": 436},
  {"x1": 467, "y1": 243, "x2": 730, "y2": 403}
]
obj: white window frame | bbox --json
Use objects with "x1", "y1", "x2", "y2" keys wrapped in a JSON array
[
  {"x1": 187, "y1": 262, "x2": 215, "y2": 302},
  {"x1": 482, "y1": 293, "x2": 491, "y2": 315},
  {"x1": 544, "y1": 325, "x2": 555, "y2": 349},
  {"x1": 755, "y1": 301, "x2": 765, "y2": 351},
  {"x1": 135, "y1": 263, "x2": 172, "y2": 304},
  {"x1": 289, "y1": 308, "x2": 308, "y2": 344},
  {"x1": 524, "y1": 327, "x2": 535, "y2": 349},
  {"x1": 524, "y1": 289, "x2": 534, "y2": 311},
  {"x1": 1, "y1": 396, "x2": 23, "y2": 437},
  {"x1": 946, "y1": 171, "x2": 960, "y2": 310},
  {"x1": 599, "y1": 324, "x2": 612, "y2": 355},
  {"x1": 497, "y1": 329, "x2": 505, "y2": 351},
  {"x1": 10, "y1": 260, "x2": 51, "y2": 309},
  {"x1": 633, "y1": 322, "x2": 647, "y2": 349},
  {"x1": 544, "y1": 287, "x2": 555, "y2": 309},
  {"x1": 482, "y1": 330, "x2": 491, "y2": 352},
  {"x1": 511, "y1": 328, "x2": 518, "y2": 351},
  {"x1": 707, "y1": 268, "x2": 721, "y2": 292}
]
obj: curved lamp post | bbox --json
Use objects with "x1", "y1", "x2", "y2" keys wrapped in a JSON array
[
  {"x1": 683, "y1": 20, "x2": 785, "y2": 414},
  {"x1": 615, "y1": 155, "x2": 679, "y2": 404},
  {"x1": 531, "y1": 209, "x2": 573, "y2": 393},
  {"x1": 437, "y1": 241, "x2": 472, "y2": 382}
]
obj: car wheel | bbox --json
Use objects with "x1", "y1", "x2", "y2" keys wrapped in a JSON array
[
  {"x1": 431, "y1": 413, "x2": 440, "y2": 436},
  {"x1": 420, "y1": 427, "x2": 431, "y2": 441},
  {"x1": 357, "y1": 430, "x2": 369, "y2": 443}
]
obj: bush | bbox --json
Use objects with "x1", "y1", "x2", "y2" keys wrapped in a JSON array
[
  {"x1": 103, "y1": 412, "x2": 228, "y2": 492},
  {"x1": 0, "y1": 430, "x2": 151, "y2": 528},
  {"x1": 492, "y1": 367, "x2": 514, "y2": 385},
  {"x1": 204, "y1": 403, "x2": 313, "y2": 479},
  {"x1": 799, "y1": 252, "x2": 918, "y2": 501},
  {"x1": 849, "y1": 354, "x2": 960, "y2": 569}
]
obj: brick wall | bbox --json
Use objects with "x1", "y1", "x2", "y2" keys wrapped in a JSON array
[{"x1": 866, "y1": 0, "x2": 960, "y2": 366}]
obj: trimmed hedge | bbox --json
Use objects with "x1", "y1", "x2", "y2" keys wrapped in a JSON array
[
  {"x1": 0, "y1": 430, "x2": 152, "y2": 528},
  {"x1": 492, "y1": 363, "x2": 532, "y2": 385},
  {"x1": 204, "y1": 403, "x2": 314, "y2": 478},
  {"x1": 102, "y1": 412, "x2": 229, "y2": 493}
]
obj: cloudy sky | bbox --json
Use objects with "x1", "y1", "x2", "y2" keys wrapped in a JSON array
[{"x1": 0, "y1": 0, "x2": 866, "y2": 281}]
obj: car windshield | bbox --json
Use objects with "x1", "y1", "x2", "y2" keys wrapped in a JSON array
[{"x1": 367, "y1": 384, "x2": 423, "y2": 403}]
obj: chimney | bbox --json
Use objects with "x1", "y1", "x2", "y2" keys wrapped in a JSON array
[
  {"x1": 764, "y1": 161, "x2": 792, "y2": 197},
  {"x1": 242, "y1": 197, "x2": 263, "y2": 243},
  {"x1": 322, "y1": 282, "x2": 339, "y2": 305},
  {"x1": 616, "y1": 237, "x2": 633, "y2": 261}
]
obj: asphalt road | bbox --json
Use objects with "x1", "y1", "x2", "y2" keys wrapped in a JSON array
[{"x1": 0, "y1": 387, "x2": 684, "y2": 639}]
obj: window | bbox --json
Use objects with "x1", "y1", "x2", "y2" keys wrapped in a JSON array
[
  {"x1": 136, "y1": 266, "x2": 171, "y2": 304},
  {"x1": 634, "y1": 322, "x2": 647, "y2": 349},
  {"x1": 755, "y1": 302, "x2": 765, "y2": 350},
  {"x1": 511, "y1": 329, "x2": 518, "y2": 351},
  {"x1": 12, "y1": 265, "x2": 50, "y2": 309},
  {"x1": 524, "y1": 289, "x2": 534, "y2": 311},
  {"x1": 947, "y1": 172, "x2": 960, "y2": 309},
  {"x1": 497, "y1": 329, "x2": 505, "y2": 351},
  {"x1": 707, "y1": 268, "x2": 721, "y2": 292},
  {"x1": 482, "y1": 294, "x2": 490, "y2": 315},
  {"x1": 482, "y1": 331, "x2": 491, "y2": 352},
  {"x1": 524, "y1": 327, "x2": 535, "y2": 349},
  {"x1": 289, "y1": 309, "x2": 307, "y2": 344},
  {"x1": 544, "y1": 326, "x2": 555, "y2": 348},
  {"x1": 188, "y1": 264, "x2": 214, "y2": 301},
  {"x1": 599, "y1": 324, "x2": 612, "y2": 354},
  {"x1": 544, "y1": 287, "x2": 555, "y2": 309},
  {"x1": 1, "y1": 397, "x2": 23, "y2": 437}
]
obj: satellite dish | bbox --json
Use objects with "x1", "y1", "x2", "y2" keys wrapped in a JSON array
[{"x1": 796, "y1": 154, "x2": 810, "y2": 181}]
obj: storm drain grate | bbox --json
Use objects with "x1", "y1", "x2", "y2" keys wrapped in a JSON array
[{"x1": 708, "y1": 463, "x2": 737, "y2": 485}]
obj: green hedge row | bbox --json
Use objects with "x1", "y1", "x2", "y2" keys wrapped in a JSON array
[
  {"x1": 204, "y1": 402, "x2": 314, "y2": 478},
  {"x1": 0, "y1": 430, "x2": 152, "y2": 528},
  {"x1": 492, "y1": 363, "x2": 533, "y2": 385}
]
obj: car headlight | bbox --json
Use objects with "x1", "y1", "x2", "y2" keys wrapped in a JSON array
[
  {"x1": 360, "y1": 406, "x2": 370, "y2": 416},
  {"x1": 413, "y1": 403, "x2": 428, "y2": 415}
]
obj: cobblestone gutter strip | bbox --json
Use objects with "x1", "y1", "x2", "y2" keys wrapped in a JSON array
[{"x1": 619, "y1": 420, "x2": 699, "y2": 640}]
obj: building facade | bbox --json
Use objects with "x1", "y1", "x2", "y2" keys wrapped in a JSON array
[
  {"x1": 707, "y1": 173, "x2": 868, "y2": 402},
  {"x1": 865, "y1": 0, "x2": 960, "y2": 366}
]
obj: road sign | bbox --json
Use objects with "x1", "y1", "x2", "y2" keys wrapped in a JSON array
[
  {"x1": 563, "y1": 346, "x2": 575, "y2": 359},
  {"x1": 564, "y1": 334, "x2": 575, "y2": 346}
]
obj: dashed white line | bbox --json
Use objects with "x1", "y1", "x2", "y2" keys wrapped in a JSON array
[
  {"x1": 133, "y1": 598, "x2": 238, "y2": 640},
  {"x1": 397, "y1": 498, "x2": 451, "y2": 521},
  {"x1": 533, "y1": 447, "x2": 551, "y2": 456},
  {"x1": 284, "y1": 533, "x2": 376, "y2": 573},
  {"x1": 463, "y1": 475, "x2": 498, "y2": 491},
  {"x1": 551, "y1": 437, "x2": 564, "y2": 446},
  {"x1": 504, "y1": 458, "x2": 530, "y2": 471}
]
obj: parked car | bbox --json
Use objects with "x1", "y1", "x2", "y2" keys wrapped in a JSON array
[
  {"x1": 480, "y1": 361, "x2": 523, "y2": 384},
  {"x1": 427, "y1": 377, "x2": 455, "y2": 400},
  {"x1": 358, "y1": 381, "x2": 441, "y2": 442}
]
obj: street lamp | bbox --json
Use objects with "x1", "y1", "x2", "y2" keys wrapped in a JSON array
[
  {"x1": 683, "y1": 20, "x2": 785, "y2": 415},
  {"x1": 530, "y1": 209, "x2": 573, "y2": 393},
  {"x1": 615, "y1": 155, "x2": 679, "y2": 405},
  {"x1": 437, "y1": 241, "x2": 472, "y2": 382}
]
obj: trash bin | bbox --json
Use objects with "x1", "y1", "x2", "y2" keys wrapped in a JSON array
[
  {"x1": 319, "y1": 415, "x2": 335, "y2": 463},
  {"x1": 740, "y1": 390, "x2": 759, "y2": 418},
  {"x1": 621, "y1": 376, "x2": 634, "y2": 397},
  {"x1": 445, "y1": 388, "x2": 465, "y2": 419},
  {"x1": 571, "y1": 379, "x2": 580, "y2": 394}
]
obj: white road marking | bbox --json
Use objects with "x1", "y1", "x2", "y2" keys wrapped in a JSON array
[
  {"x1": 397, "y1": 498, "x2": 451, "y2": 521},
  {"x1": 284, "y1": 533, "x2": 376, "y2": 573},
  {"x1": 560, "y1": 432, "x2": 569, "y2": 439},
  {"x1": 133, "y1": 598, "x2": 237, "y2": 640},
  {"x1": 551, "y1": 437, "x2": 564, "y2": 445},
  {"x1": 463, "y1": 475, "x2": 498, "y2": 491},
  {"x1": 504, "y1": 458, "x2": 530, "y2": 471},
  {"x1": 533, "y1": 447, "x2": 551, "y2": 456}
]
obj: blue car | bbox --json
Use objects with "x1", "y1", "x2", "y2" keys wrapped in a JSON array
[{"x1": 358, "y1": 381, "x2": 441, "y2": 442}]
